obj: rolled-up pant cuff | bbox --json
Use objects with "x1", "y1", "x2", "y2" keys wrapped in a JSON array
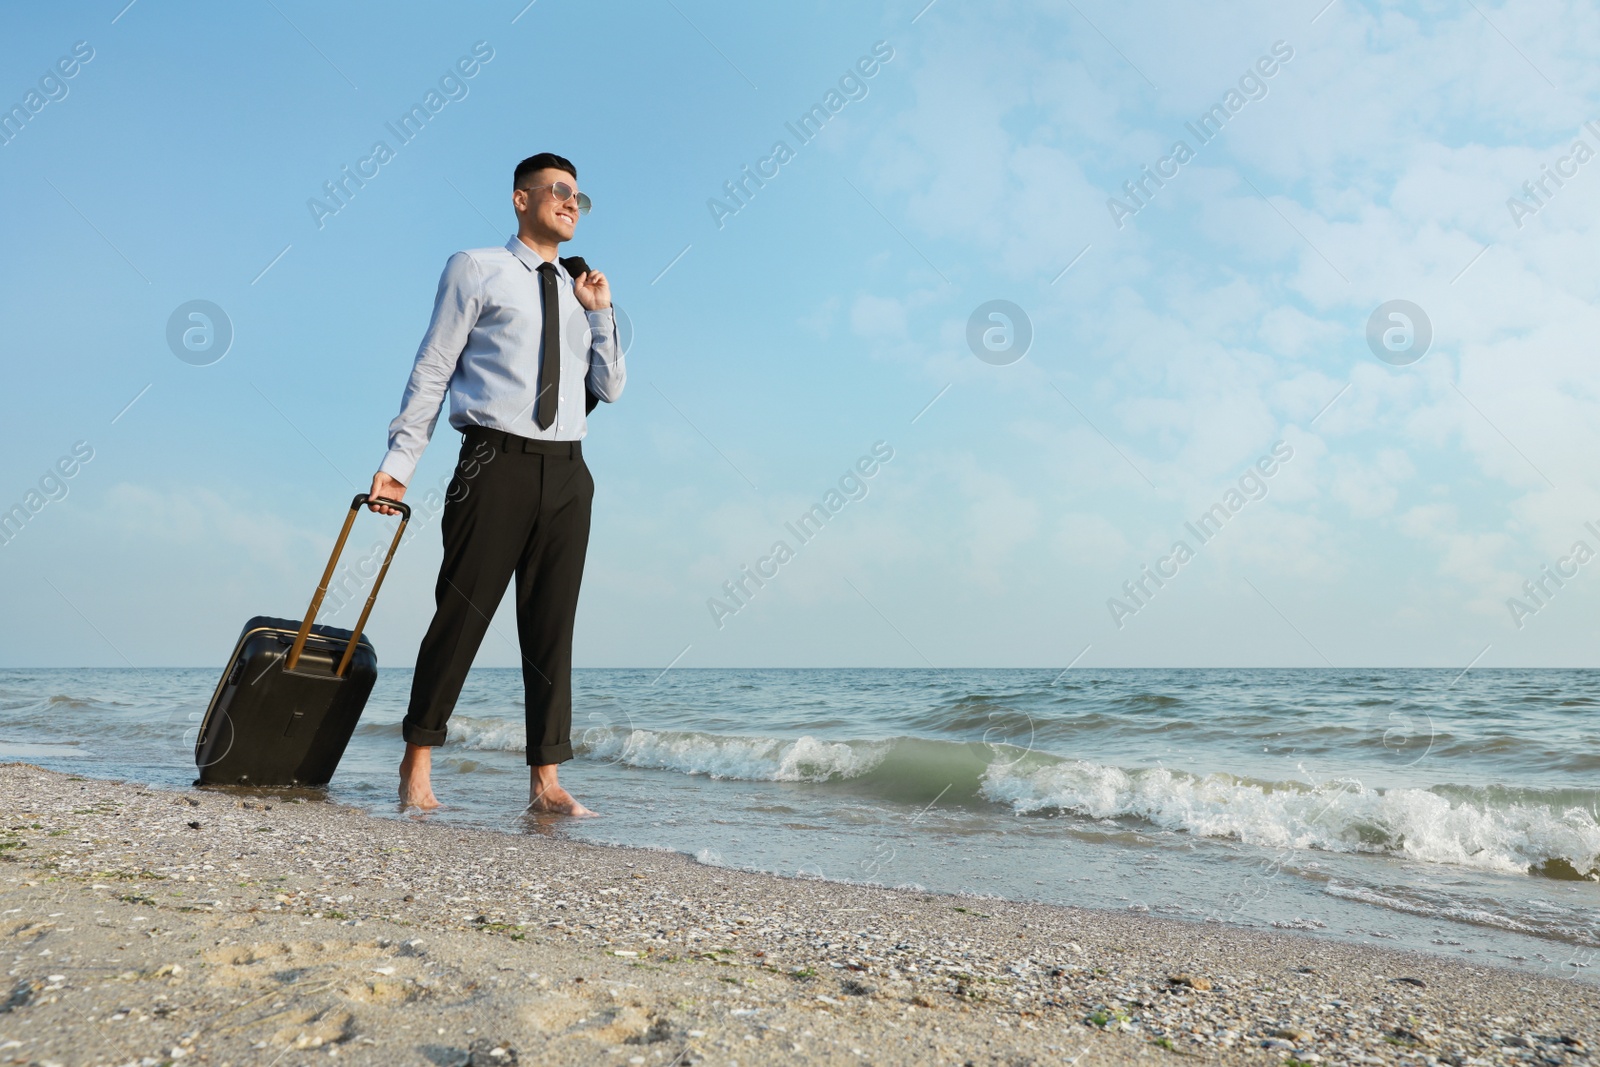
[
  {"x1": 528, "y1": 742, "x2": 573, "y2": 766},
  {"x1": 402, "y1": 720, "x2": 449, "y2": 747}
]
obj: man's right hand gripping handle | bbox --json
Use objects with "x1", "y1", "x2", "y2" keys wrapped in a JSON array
[{"x1": 368, "y1": 472, "x2": 407, "y2": 515}]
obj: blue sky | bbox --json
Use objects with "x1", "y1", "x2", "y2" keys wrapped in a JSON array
[{"x1": 3, "y1": 0, "x2": 1599, "y2": 670}]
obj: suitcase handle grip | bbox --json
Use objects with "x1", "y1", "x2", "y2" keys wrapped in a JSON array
[
  {"x1": 359, "y1": 493, "x2": 411, "y2": 521},
  {"x1": 286, "y1": 493, "x2": 411, "y2": 676}
]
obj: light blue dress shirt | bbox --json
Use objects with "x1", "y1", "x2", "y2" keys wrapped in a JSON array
[{"x1": 378, "y1": 235, "x2": 625, "y2": 485}]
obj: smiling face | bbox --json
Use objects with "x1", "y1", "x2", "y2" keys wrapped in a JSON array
[{"x1": 514, "y1": 167, "x2": 580, "y2": 242}]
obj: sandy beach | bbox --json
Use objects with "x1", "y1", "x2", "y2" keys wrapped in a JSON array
[{"x1": 0, "y1": 764, "x2": 1593, "y2": 1067}]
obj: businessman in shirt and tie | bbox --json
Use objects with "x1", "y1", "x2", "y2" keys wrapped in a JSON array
[{"x1": 366, "y1": 151, "x2": 624, "y2": 814}]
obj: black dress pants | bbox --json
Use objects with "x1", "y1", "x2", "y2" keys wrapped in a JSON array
[{"x1": 402, "y1": 425, "x2": 593, "y2": 764}]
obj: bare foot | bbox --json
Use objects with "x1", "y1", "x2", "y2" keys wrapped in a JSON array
[
  {"x1": 399, "y1": 742, "x2": 440, "y2": 810},
  {"x1": 528, "y1": 764, "x2": 596, "y2": 816}
]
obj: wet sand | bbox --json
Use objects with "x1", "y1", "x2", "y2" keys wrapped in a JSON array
[{"x1": 0, "y1": 763, "x2": 1593, "y2": 1066}]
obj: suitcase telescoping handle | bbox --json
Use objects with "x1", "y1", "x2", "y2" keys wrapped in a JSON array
[{"x1": 286, "y1": 493, "x2": 411, "y2": 677}]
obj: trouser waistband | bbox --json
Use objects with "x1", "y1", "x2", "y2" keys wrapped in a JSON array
[{"x1": 462, "y1": 424, "x2": 582, "y2": 458}]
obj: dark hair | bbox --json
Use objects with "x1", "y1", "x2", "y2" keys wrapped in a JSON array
[{"x1": 513, "y1": 152, "x2": 576, "y2": 188}]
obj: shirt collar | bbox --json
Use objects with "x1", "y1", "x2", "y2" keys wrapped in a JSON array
[{"x1": 504, "y1": 235, "x2": 567, "y2": 278}]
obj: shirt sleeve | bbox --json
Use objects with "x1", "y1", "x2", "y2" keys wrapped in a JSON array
[
  {"x1": 378, "y1": 252, "x2": 481, "y2": 485},
  {"x1": 584, "y1": 306, "x2": 626, "y2": 403}
]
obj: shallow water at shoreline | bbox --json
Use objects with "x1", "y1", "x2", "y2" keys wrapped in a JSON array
[{"x1": 1, "y1": 666, "x2": 1596, "y2": 983}]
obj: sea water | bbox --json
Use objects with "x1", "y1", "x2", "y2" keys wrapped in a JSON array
[{"x1": 1, "y1": 667, "x2": 1595, "y2": 983}]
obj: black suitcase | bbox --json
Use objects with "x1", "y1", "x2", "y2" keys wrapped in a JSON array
[{"x1": 195, "y1": 493, "x2": 411, "y2": 786}]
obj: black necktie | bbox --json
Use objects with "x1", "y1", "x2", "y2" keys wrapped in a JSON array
[{"x1": 535, "y1": 261, "x2": 560, "y2": 430}]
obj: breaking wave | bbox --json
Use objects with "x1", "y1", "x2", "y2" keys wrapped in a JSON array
[
  {"x1": 981, "y1": 757, "x2": 1600, "y2": 880},
  {"x1": 441, "y1": 718, "x2": 1600, "y2": 881}
]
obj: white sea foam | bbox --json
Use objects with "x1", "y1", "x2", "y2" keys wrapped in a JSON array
[
  {"x1": 1322, "y1": 883, "x2": 1512, "y2": 925},
  {"x1": 1320, "y1": 883, "x2": 1598, "y2": 945},
  {"x1": 444, "y1": 717, "x2": 1599, "y2": 878},
  {"x1": 584, "y1": 729, "x2": 889, "y2": 782},
  {"x1": 981, "y1": 758, "x2": 1600, "y2": 876},
  {"x1": 446, "y1": 716, "x2": 528, "y2": 753},
  {"x1": 448, "y1": 720, "x2": 889, "y2": 782}
]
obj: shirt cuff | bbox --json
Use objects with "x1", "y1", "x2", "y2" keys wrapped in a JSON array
[{"x1": 377, "y1": 450, "x2": 418, "y2": 487}]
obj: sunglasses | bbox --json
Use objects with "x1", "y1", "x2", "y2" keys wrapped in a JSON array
[{"x1": 521, "y1": 181, "x2": 592, "y2": 215}]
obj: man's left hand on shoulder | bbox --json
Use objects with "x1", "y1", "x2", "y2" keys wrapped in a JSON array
[{"x1": 573, "y1": 269, "x2": 611, "y2": 311}]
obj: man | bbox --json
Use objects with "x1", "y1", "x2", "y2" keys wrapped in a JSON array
[{"x1": 367, "y1": 151, "x2": 624, "y2": 814}]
